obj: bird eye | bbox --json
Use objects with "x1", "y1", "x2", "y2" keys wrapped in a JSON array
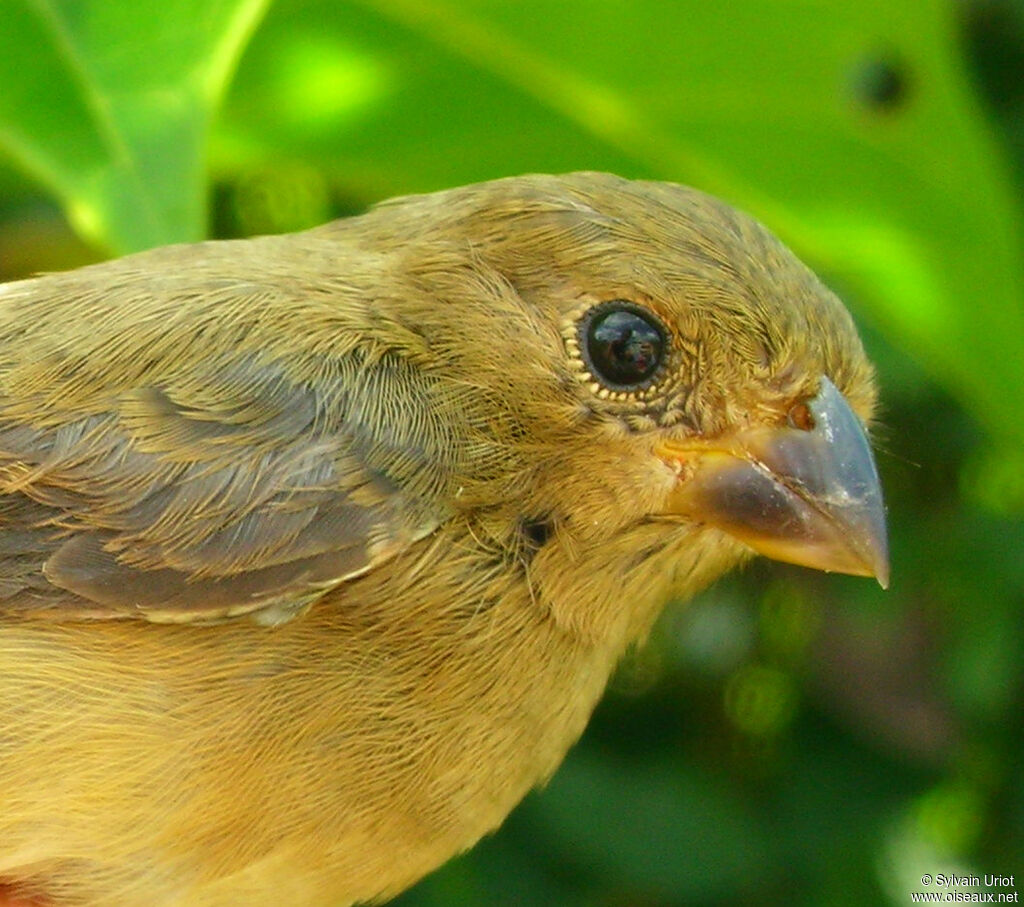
[{"x1": 579, "y1": 301, "x2": 667, "y2": 391}]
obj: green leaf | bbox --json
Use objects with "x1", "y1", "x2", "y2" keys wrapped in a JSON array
[
  {"x1": 0, "y1": 0, "x2": 270, "y2": 253},
  {"x1": 219, "y1": 0, "x2": 1024, "y2": 448}
]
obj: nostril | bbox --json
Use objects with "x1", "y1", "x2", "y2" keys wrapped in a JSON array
[{"x1": 787, "y1": 402, "x2": 815, "y2": 431}]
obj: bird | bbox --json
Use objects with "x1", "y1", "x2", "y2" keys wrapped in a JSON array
[{"x1": 0, "y1": 172, "x2": 887, "y2": 906}]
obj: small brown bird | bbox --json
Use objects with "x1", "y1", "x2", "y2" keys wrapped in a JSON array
[{"x1": 0, "y1": 173, "x2": 886, "y2": 906}]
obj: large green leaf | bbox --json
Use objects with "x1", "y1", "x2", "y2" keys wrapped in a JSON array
[
  {"x1": 0, "y1": 0, "x2": 270, "y2": 253},
  {"x1": 217, "y1": 0, "x2": 1024, "y2": 448},
  {"x1": 2, "y1": 0, "x2": 1021, "y2": 448}
]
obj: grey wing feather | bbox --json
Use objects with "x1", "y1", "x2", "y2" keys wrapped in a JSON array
[{"x1": 0, "y1": 249, "x2": 457, "y2": 625}]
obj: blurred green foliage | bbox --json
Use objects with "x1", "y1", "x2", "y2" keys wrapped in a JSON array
[{"x1": 1, "y1": 1, "x2": 1022, "y2": 904}]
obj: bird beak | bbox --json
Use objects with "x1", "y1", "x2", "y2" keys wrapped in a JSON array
[{"x1": 656, "y1": 376, "x2": 889, "y2": 587}]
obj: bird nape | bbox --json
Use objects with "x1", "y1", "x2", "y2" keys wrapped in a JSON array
[{"x1": 0, "y1": 172, "x2": 886, "y2": 907}]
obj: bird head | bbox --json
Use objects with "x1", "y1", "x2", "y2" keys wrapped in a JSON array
[{"x1": 352, "y1": 172, "x2": 887, "y2": 640}]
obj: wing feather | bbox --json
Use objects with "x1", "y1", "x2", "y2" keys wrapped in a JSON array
[{"x1": 0, "y1": 239, "x2": 463, "y2": 624}]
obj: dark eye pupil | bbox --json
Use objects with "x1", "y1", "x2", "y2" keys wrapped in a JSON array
[{"x1": 583, "y1": 303, "x2": 666, "y2": 390}]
